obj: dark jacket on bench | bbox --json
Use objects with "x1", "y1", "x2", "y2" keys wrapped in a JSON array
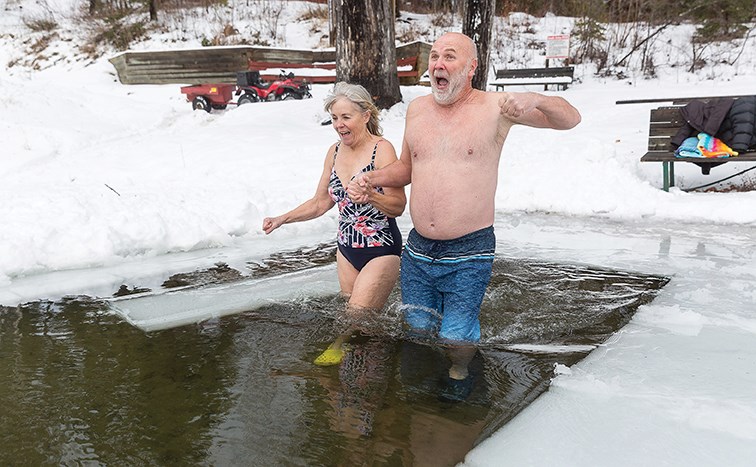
[
  {"x1": 670, "y1": 98, "x2": 734, "y2": 148},
  {"x1": 717, "y1": 96, "x2": 756, "y2": 151},
  {"x1": 671, "y1": 96, "x2": 756, "y2": 151}
]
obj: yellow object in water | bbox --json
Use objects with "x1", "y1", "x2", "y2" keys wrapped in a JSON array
[{"x1": 313, "y1": 346, "x2": 345, "y2": 366}]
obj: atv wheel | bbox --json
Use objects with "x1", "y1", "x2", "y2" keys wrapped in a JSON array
[
  {"x1": 192, "y1": 96, "x2": 211, "y2": 112},
  {"x1": 280, "y1": 91, "x2": 302, "y2": 101},
  {"x1": 238, "y1": 94, "x2": 258, "y2": 105}
]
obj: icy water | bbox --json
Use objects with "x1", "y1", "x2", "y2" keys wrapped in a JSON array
[{"x1": 0, "y1": 246, "x2": 667, "y2": 466}]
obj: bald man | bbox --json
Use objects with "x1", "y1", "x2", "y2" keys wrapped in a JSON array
[{"x1": 348, "y1": 32, "x2": 581, "y2": 401}]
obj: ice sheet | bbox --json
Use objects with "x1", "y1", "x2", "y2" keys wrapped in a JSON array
[{"x1": 108, "y1": 265, "x2": 339, "y2": 331}]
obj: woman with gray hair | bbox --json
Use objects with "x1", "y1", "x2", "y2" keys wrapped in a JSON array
[{"x1": 263, "y1": 82, "x2": 406, "y2": 365}]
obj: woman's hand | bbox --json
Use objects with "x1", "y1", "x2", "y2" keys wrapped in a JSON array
[
  {"x1": 347, "y1": 173, "x2": 372, "y2": 204},
  {"x1": 262, "y1": 216, "x2": 284, "y2": 234}
]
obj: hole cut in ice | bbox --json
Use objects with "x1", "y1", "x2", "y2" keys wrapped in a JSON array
[{"x1": 0, "y1": 244, "x2": 669, "y2": 466}]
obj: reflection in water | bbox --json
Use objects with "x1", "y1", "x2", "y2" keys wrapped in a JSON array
[
  {"x1": 0, "y1": 297, "x2": 237, "y2": 465},
  {"x1": 0, "y1": 256, "x2": 668, "y2": 466}
]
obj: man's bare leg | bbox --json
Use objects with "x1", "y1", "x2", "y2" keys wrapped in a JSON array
[
  {"x1": 439, "y1": 344, "x2": 478, "y2": 402},
  {"x1": 447, "y1": 344, "x2": 477, "y2": 380}
]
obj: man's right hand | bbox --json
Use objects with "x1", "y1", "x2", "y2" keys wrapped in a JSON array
[{"x1": 347, "y1": 173, "x2": 372, "y2": 204}]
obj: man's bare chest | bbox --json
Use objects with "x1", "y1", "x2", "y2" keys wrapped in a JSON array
[{"x1": 408, "y1": 111, "x2": 501, "y2": 160}]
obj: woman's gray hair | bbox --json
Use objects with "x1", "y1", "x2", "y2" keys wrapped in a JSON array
[{"x1": 323, "y1": 82, "x2": 383, "y2": 136}]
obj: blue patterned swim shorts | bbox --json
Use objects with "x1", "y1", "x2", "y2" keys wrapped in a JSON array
[{"x1": 400, "y1": 226, "x2": 495, "y2": 344}]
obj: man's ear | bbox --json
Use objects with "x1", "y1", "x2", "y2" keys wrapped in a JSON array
[{"x1": 469, "y1": 58, "x2": 478, "y2": 80}]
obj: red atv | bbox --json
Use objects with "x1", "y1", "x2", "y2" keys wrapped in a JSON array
[
  {"x1": 179, "y1": 71, "x2": 312, "y2": 112},
  {"x1": 236, "y1": 70, "x2": 312, "y2": 104}
]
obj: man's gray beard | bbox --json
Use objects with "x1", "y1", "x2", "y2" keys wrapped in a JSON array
[
  {"x1": 431, "y1": 84, "x2": 458, "y2": 105},
  {"x1": 431, "y1": 88, "x2": 451, "y2": 104},
  {"x1": 430, "y1": 74, "x2": 464, "y2": 105}
]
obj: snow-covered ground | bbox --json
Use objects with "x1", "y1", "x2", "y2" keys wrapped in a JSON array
[
  {"x1": 2, "y1": 1, "x2": 756, "y2": 465},
  {"x1": 465, "y1": 213, "x2": 756, "y2": 466}
]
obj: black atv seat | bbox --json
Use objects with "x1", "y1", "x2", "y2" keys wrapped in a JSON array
[{"x1": 236, "y1": 71, "x2": 262, "y2": 87}]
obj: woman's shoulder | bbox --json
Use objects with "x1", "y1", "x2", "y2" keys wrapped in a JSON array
[
  {"x1": 373, "y1": 137, "x2": 398, "y2": 166},
  {"x1": 326, "y1": 141, "x2": 342, "y2": 155},
  {"x1": 321, "y1": 141, "x2": 340, "y2": 166},
  {"x1": 374, "y1": 137, "x2": 397, "y2": 151}
]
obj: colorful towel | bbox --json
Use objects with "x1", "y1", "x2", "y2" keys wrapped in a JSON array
[
  {"x1": 674, "y1": 137, "x2": 703, "y2": 158},
  {"x1": 697, "y1": 133, "x2": 739, "y2": 158}
]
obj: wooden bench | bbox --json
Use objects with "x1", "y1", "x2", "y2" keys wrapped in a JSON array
[
  {"x1": 491, "y1": 66, "x2": 574, "y2": 91},
  {"x1": 640, "y1": 100, "x2": 756, "y2": 191},
  {"x1": 247, "y1": 55, "x2": 421, "y2": 85}
]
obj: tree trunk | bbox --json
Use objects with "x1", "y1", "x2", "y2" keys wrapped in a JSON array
[
  {"x1": 328, "y1": 0, "x2": 336, "y2": 47},
  {"x1": 462, "y1": 0, "x2": 495, "y2": 91},
  {"x1": 334, "y1": 0, "x2": 402, "y2": 110},
  {"x1": 149, "y1": 0, "x2": 158, "y2": 22}
]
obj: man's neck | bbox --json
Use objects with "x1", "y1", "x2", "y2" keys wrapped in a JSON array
[{"x1": 434, "y1": 86, "x2": 477, "y2": 112}]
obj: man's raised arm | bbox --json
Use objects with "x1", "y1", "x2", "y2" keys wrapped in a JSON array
[{"x1": 498, "y1": 91, "x2": 581, "y2": 130}]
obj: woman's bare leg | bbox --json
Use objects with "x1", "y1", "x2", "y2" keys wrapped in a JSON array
[
  {"x1": 314, "y1": 252, "x2": 358, "y2": 365},
  {"x1": 314, "y1": 254, "x2": 400, "y2": 366},
  {"x1": 348, "y1": 255, "x2": 400, "y2": 311}
]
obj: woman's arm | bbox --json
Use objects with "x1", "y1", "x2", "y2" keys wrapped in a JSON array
[
  {"x1": 366, "y1": 185, "x2": 406, "y2": 218},
  {"x1": 262, "y1": 147, "x2": 336, "y2": 234}
]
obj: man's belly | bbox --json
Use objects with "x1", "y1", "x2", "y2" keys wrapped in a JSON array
[{"x1": 409, "y1": 193, "x2": 494, "y2": 240}]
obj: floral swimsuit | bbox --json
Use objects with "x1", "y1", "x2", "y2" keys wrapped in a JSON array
[{"x1": 327, "y1": 141, "x2": 402, "y2": 271}]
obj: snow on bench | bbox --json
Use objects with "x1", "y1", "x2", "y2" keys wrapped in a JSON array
[{"x1": 491, "y1": 66, "x2": 575, "y2": 91}]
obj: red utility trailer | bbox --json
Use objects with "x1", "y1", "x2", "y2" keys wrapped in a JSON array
[{"x1": 179, "y1": 83, "x2": 236, "y2": 111}]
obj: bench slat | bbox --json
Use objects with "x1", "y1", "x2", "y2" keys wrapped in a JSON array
[
  {"x1": 647, "y1": 138, "x2": 673, "y2": 151},
  {"x1": 258, "y1": 73, "x2": 334, "y2": 83},
  {"x1": 642, "y1": 151, "x2": 756, "y2": 162},
  {"x1": 397, "y1": 56, "x2": 417, "y2": 66},
  {"x1": 251, "y1": 56, "x2": 419, "y2": 85},
  {"x1": 495, "y1": 66, "x2": 574, "y2": 79},
  {"x1": 249, "y1": 61, "x2": 336, "y2": 70},
  {"x1": 649, "y1": 126, "x2": 683, "y2": 137},
  {"x1": 650, "y1": 107, "x2": 686, "y2": 124},
  {"x1": 491, "y1": 77, "x2": 573, "y2": 85}
]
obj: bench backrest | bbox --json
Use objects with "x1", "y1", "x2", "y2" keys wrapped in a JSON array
[
  {"x1": 247, "y1": 61, "x2": 336, "y2": 71},
  {"x1": 647, "y1": 98, "x2": 732, "y2": 151},
  {"x1": 495, "y1": 66, "x2": 574, "y2": 79},
  {"x1": 249, "y1": 56, "x2": 420, "y2": 84},
  {"x1": 648, "y1": 106, "x2": 685, "y2": 151},
  {"x1": 397, "y1": 56, "x2": 417, "y2": 67}
]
